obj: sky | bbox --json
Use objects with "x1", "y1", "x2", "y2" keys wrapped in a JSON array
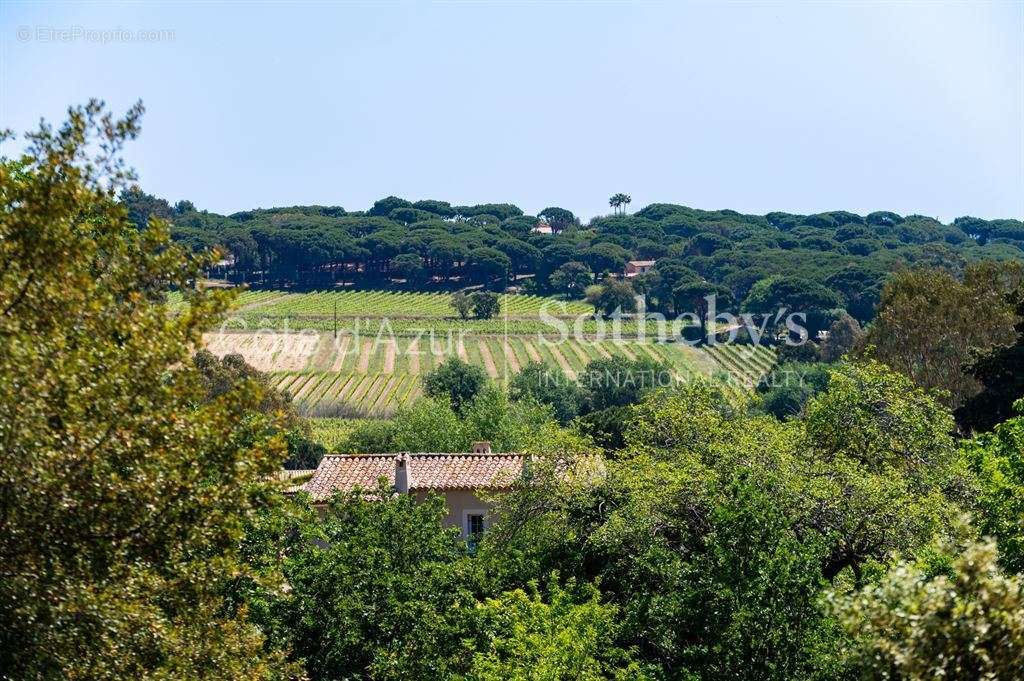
[{"x1": 1, "y1": 1, "x2": 1022, "y2": 223}]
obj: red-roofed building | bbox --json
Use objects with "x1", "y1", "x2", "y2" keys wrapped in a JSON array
[
  {"x1": 624, "y1": 259, "x2": 656, "y2": 277},
  {"x1": 297, "y1": 441, "x2": 523, "y2": 539}
]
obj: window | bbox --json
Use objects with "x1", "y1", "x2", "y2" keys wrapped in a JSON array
[{"x1": 465, "y1": 512, "x2": 485, "y2": 550}]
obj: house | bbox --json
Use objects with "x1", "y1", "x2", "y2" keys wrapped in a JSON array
[
  {"x1": 624, "y1": 259, "x2": 656, "y2": 277},
  {"x1": 297, "y1": 441, "x2": 523, "y2": 539}
]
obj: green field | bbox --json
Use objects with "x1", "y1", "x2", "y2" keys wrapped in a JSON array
[
  {"x1": 194, "y1": 289, "x2": 778, "y2": 417},
  {"x1": 171, "y1": 289, "x2": 592, "y2": 318},
  {"x1": 173, "y1": 288, "x2": 685, "y2": 335}
]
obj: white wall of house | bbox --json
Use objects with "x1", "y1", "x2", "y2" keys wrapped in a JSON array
[{"x1": 414, "y1": 489, "x2": 494, "y2": 537}]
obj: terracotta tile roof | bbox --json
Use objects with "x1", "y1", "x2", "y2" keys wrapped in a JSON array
[{"x1": 300, "y1": 453, "x2": 525, "y2": 502}]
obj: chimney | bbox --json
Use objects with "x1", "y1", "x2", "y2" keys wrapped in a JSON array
[
  {"x1": 471, "y1": 441, "x2": 492, "y2": 454},
  {"x1": 394, "y1": 453, "x2": 410, "y2": 494}
]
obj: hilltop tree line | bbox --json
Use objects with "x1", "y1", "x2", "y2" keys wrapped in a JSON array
[{"x1": 124, "y1": 188, "x2": 1024, "y2": 325}]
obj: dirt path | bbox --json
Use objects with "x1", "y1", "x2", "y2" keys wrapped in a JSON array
[
  {"x1": 202, "y1": 332, "x2": 318, "y2": 372},
  {"x1": 546, "y1": 343, "x2": 576, "y2": 378},
  {"x1": 593, "y1": 342, "x2": 612, "y2": 359},
  {"x1": 382, "y1": 340, "x2": 396, "y2": 374},
  {"x1": 521, "y1": 338, "x2": 543, "y2": 363},
  {"x1": 329, "y1": 336, "x2": 352, "y2": 371},
  {"x1": 457, "y1": 338, "x2": 469, "y2": 362},
  {"x1": 337, "y1": 374, "x2": 360, "y2": 400},
  {"x1": 614, "y1": 342, "x2": 637, "y2": 360},
  {"x1": 478, "y1": 340, "x2": 499, "y2": 378},
  {"x1": 357, "y1": 339, "x2": 372, "y2": 373},
  {"x1": 293, "y1": 374, "x2": 322, "y2": 400},
  {"x1": 307, "y1": 333, "x2": 336, "y2": 371},
  {"x1": 637, "y1": 343, "x2": 664, "y2": 364},
  {"x1": 502, "y1": 341, "x2": 521, "y2": 374},
  {"x1": 237, "y1": 292, "x2": 290, "y2": 312},
  {"x1": 406, "y1": 339, "x2": 420, "y2": 374},
  {"x1": 568, "y1": 342, "x2": 592, "y2": 367}
]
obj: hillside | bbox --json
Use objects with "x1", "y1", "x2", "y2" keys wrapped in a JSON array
[
  {"x1": 196, "y1": 289, "x2": 771, "y2": 417},
  {"x1": 127, "y1": 191, "x2": 1024, "y2": 327}
]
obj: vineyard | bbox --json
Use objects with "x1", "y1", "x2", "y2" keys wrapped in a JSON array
[
  {"x1": 203, "y1": 329, "x2": 776, "y2": 417},
  {"x1": 193, "y1": 289, "x2": 779, "y2": 418},
  {"x1": 170, "y1": 289, "x2": 592, "y2": 318}
]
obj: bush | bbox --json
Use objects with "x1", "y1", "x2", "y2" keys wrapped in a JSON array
[
  {"x1": 509, "y1": 362, "x2": 584, "y2": 424},
  {"x1": 423, "y1": 356, "x2": 488, "y2": 413}
]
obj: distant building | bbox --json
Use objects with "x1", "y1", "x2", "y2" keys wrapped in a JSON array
[
  {"x1": 532, "y1": 222, "x2": 554, "y2": 235},
  {"x1": 624, "y1": 259, "x2": 656, "y2": 277},
  {"x1": 296, "y1": 441, "x2": 522, "y2": 540}
]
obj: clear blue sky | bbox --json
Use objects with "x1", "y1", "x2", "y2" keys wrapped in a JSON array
[{"x1": 2, "y1": 1, "x2": 1021, "y2": 222}]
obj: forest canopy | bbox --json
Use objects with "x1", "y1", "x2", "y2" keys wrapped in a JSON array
[{"x1": 123, "y1": 189, "x2": 1024, "y2": 324}]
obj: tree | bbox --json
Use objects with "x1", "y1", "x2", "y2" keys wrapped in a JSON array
[
  {"x1": 275, "y1": 489, "x2": 477, "y2": 680},
  {"x1": 367, "y1": 195, "x2": 411, "y2": 217},
  {"x1": 757, "y1": 361, "x2": 831, "y2": 419},
  {"x1": 595, "y1": 279, "x2": 637, "y2": 316},
  {"x1": 509, "y1": 362, "x2": 585, "y2": 424},
  {"x1": 119, "y1": 185, "x2": 173, "y2": 228},
  {"x1": 468, "y1": 247, "x2": 511, "y2": 285},
  {"x1": 470, "y1": 579, "x2": 646, "y2": 680},
  {"x1": 956, "y1": 287, "x2": 1024, "y2": 433},
  {"x1": 470, "y1": 290, "x2": 501, "y2": 319},
  {"x1": 174, "y1": 199, "x2": 196, "y2": 214},
  {"x1": 834, "y1": 541, "x2": 1024, "y2": 680},
  {"x1": 800, "y1": 362, "x2": 966, "y2": 583},
  {"x1": 549, "y1": 261, "x2": 592, "y2": 296},
  {"x1": 961, "y1": 401, "x2": 1024, "y2": 572},
  {"x1": 191, "y1": 350, "x2": 327, "y2": 469},
  {"x1": 609, "y1": 193, "x2": 631, "y2": 216},
  {"x1": 857, "y1": 264, "x2": 1021, "y2": 409},
  {"x1": 451, "y1": 291, "x2": 473, "y2": 319},
  {"x1": 339, "y1": 387, "x2": 552, "y2": 455},
  {"x1": 0, "y1": 102, "x2": 292, "y2": 677},
  {"x1": 672, "y1": 279, "x2": 734, "y2": 341},
  {"x1": 423, "y1": 356, "x2": 488, "y2": 413},
  {"x1": 389, "y1": 252, "x2": 425, "y2": 282},
  {"x1": 583, "y1": 242, "x2": 629, "y2": 276},
  {"x1": 584, "y1": 284, "x2": 604, "y2": 314},
  {"x1": 538, "y1": 207, "x2": 578, "y2": 234},
  {"x1": 579, "y1": 355, "x2": 671, "y2": 412},
  {"x1": 818, "y1": 312, "x2": 862, "y2": 362}
]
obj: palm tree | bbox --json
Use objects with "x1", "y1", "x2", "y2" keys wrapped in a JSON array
[{"x1": 609, "y1": 193, "x2": 632, "y2": 216}]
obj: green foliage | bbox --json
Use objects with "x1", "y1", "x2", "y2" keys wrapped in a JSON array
[
  {"x1": 858, "y1": 263, "x2": 1022, "y2": 408},
  {"x1": 470, "y1": 578, "x2": 650, "y2": 680},
  {"x1": 834, "y1": 541, "x2": 1024, "y2": 680},
  {"x1": 470, "y1": 290, "x2": 501, "y2": 319},
  {"x1": 538, "y1": 206, "x2": 578, "y2": 233},
  {"x1": 579, "y1": 355, "x2": 672, "y2": 412},
  {"x1": 818, "y1": 311, "x2": 863, "y2": 362},
  {"x1": 549, "y1": 260, "x2": 592, "y2": 295},
  {"x1": 672, "y1": 279, "x2": 733, "y2": 338},
  {"x1": 193, "y1": 349, "x2": 295, "y2": 417},
  {"x1": 451, "y1": 290, "x2": 473, "y2": 319},
  {"x1": 340, "y1": 387, "x2": 553, "y2": 454},
  {"x1": 275, "y1": 489, "x2": 478, "y2": 680},
  {"x1": 595, "y1": 279, "x2": 637, "y2": 316},
  {"x1": 756, "y1": 361, "x2": 832, "y2": 419},
  {"x1": 423, "y1": 355, "x2": 488, "y2": 413},
  {"x1": 956, "y1": 286, "x2": 1024, "y2": 432},
  {"x1": 124, "y1": 176, "x2": 1021, "y2": 325},
  {"x1": 509, "y1": 362, "x2": 585, "y2": 424},
  {"x1": 961, "y1": 402, "x2": 1024, "y2": 572},
  {"x1": 0, "y1": 102, "x2": 292, "y2": 677},
  {"x1": 801, "y1": 362, "x2": 969, "y2": 582}
]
